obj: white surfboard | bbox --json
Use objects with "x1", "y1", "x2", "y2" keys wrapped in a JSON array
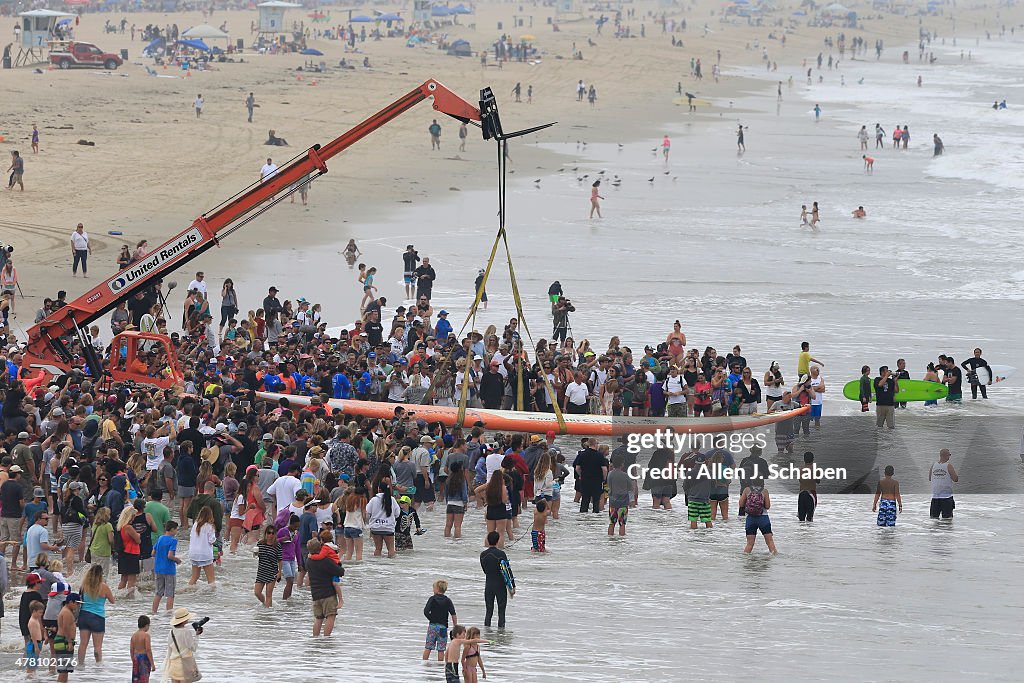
[{"x1": 978, "y1": 364, "x2": 1016, "y2": 383}]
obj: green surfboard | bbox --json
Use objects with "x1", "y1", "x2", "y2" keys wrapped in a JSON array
[{"x1": 842, "y1": 379, "x2": 948, "y2": 403}]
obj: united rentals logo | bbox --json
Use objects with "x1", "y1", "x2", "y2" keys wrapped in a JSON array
[{"x1": 107, "y1": 228, "x2": 202, "y2": 295}]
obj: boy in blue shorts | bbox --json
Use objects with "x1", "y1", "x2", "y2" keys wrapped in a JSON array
[{"x1": 422, "y1": 579, "x2": 457, "y2": 661}]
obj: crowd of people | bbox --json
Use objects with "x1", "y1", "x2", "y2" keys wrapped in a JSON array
[{"x1": 0, "y1": 235, "x2": 977, "y2": 680}]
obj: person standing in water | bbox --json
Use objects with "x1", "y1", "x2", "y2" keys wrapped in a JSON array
[
  {"x1": 858, "y1": 125, "x2": 869, "y2": 150},
  {"x1": 479, "y1": 531, "x2": 510, "y2": 628},
  {"x1": 813, "y1": 104, "x2": 821, "y2": 121},
  {"x1": 589, "y1": 180, "x2": 604, "y2": 219},
  {"x1": 961, "y1": 348, "x2": 992, "y2": 399},
  {"x1": 875, "y1": 123, "x2": 886, "y2": 149},
  {"x1": 928, "y1": 449, "x2": 958, "y2": 519},
  {"x1": 933, "y1": 133, "x2": 944, "y2": 156},
  {"x1": 862, "y1": 155, "x2": 874, "y2": 173},
  {"x1": 739, "y1": 478, "x2": 776, "y2": 554},
  {"x1": 662, "y1": 135, "x2": 671, "y2": 161},
  {"x1": 737, "y1": 124, "x2": 746, "y2": 152},
  {"x1": 872, "y1": 465, "x2": 902, "y2": 527},
  {"x1": 810, "y1": 202, "x2": 820, "y2": 228},
  {"x1": 797, "y1": 451, "x2": 818, "y2": 522}
]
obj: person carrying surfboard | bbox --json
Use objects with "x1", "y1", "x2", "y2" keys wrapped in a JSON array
[
  {"x1": 480, "y1": 531, "x2": 512, "y2": 628},
  {"x1": 961, "y1": 348, "x2": 992, "y2": 399}
]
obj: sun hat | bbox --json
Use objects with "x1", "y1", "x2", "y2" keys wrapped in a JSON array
[{"x1": 170, "y1": 607, "x2": 195, "y2": 626}]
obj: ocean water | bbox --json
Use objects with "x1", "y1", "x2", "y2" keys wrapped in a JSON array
[{"x1": 6, "y1": 41, "x2": 1024, "y2": 683}]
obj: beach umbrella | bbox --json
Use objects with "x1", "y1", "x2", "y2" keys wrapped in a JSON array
[
  {"x1": 177, "y1": 38, "x2": 211, "y2": 52},
  {"x1": 452, "y1": 4, "x2": 473, "y2": 14},
  {"x1": 349, "y1": 15, "x2": 373, "y2": 22}
]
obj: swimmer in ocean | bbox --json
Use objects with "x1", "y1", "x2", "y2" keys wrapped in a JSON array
[
  {"x1": 852, "y1": 206, "x2": 866, "y2": 218},
  {"x1": 799, "y1": 205, "x2": 810, "y2": 227}
]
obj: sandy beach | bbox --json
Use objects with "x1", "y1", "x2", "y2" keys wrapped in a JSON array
[{"x1": 4, "y1": 0, "x2": 1018, "y2": 325}]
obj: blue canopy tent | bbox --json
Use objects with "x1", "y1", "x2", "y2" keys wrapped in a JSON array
[
  {"x1": 142, "y1": 36, "x2": 166, "y2": 55},
  {"x1": 452, "y1": 4, "x2": 473, "y2": 14},
  {"x1": 177, "y1": 38, "x2": 211, "y2": 52},
  {"x1": 376, "y1": 12, "x2": 403, "y2": 21},
  {"x1": 349, "y1": 15, "x2": 374, "y2": 22},
  {"x1": 447, "y1": 38, "x2": 472, "y2": 56},
  {"x1": 431, "y1": 6, "x2": 453, "y2": 16}
]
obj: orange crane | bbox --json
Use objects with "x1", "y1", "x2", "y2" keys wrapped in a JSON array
[{"x1": 21, "y1": 80, "x2": 550, "y2": 388}]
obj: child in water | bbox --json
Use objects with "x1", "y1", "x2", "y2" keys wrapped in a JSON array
[
  {"x1": 872, "y1": 465, "x2": 903, "y2": 527},
  {"x1": 396, "y1": 496, "x2": 423, "y2": 551},
  {"x1": 462, "y1": 626, "x2": 487, "y2": 683},
  {"x1": 129, "y1": 615, "x2": 155, "y2": 683},
  {"x1": 443, "y1": 625, "x2": 489, "y2": 683},
  {"x1": 531, "y1": 499, "x2": 549, "y2": 552}
]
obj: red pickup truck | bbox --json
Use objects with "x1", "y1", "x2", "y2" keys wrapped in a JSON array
[{"x1": 50, "y1": 42, "x2": 123, "y2": 70}]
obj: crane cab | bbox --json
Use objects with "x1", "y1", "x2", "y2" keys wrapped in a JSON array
[{"x1": 108, "y1": 331, "x2": 183, "y2": 390}]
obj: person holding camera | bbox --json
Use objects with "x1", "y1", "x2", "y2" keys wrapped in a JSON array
[
  {"x1": 163, "y1": 608, "x2": 204, "y2": 683},
  {"x1": 552, "y1": 297, "x2": 575, "y2": 344}
]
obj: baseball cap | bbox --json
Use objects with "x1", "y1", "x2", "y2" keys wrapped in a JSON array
[
  {"x1": 9, "y1": 464, "x2": 22, "y2": 473},
  {"x1": 66, "y1": 593, "x2": 82, "y2": 603},
  {"x1": 439, "y1": 310, "x2": 448, "y2": 316},
  {"x1": 262, "y1": 433, "x2": 273, "y2": 440},
  {"x1": 339, "y1": 473, "x2": 351, "y2": 482},
  {"x1": 399, "y1": 495, "x2": 412, "y2": 504},
  {"x1": 546, "y1": 430, "x2": 556, "y2": 439},
  {"x1": 269, "y1": 286, "x2": 279, "y2": 292},
  {"x1": 48, "y1": 581, "x2": 71, "y2": 597},
  {"x1": 303, "y1": 498, "x2": 320, "y2": 508},
  {"x1": 399, "y1": 358, "x2": 408, "y2": 365},
  {"x1": 246, "y1": 464, "x2": 259, "y2": 474},
  {"x1": 368, "y1": 352, "x2": 376, "y2": 358},
  {"x1": 33, "y1": 486, "x2": 44, "y2": 498},
  {"x1": 420, "y1": 435, "x2": 434, "y2": 444},
  {"x1": 17, "y1": 431, "x2": 29, "y2": 440},
  {"x1": 474, "y1": 355, "x2": 484, "y2": 361},
  {"x1": 26, "y1": 573, "x2": 42, "y2": 586}
]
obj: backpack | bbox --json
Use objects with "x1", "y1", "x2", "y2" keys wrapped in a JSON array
[{"x1": 745, "y1": 486, "x2": 765, "y2": 516}]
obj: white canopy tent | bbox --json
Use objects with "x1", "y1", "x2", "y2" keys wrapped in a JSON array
[{"x1": 181, "y1": 24, "x2": 230, "y2": 41}]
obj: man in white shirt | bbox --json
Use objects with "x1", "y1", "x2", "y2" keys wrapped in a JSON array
[
  {"x1": 664, "y1": 365, "x2": 688, "y2": 418},
  {"x1": 563, "y1": 371, "x2": 590, "y2": 414},
  {"x1": 485, "y1": 446, "x2": 505, "y2": 482},
  {"x1": 386, "y1": 361, "x2": 409, "y2": 402},
  {"x1": 142, "y1": 421, "x2": 176, "y2": 473},
  {"x1": 70, "y1": 223, "x2": 91, "y2": 277},
  {"x1": 194, "y1": 93, "x2": 204, "y2": 118},
  {"x1": 186, "y1": 271, "x2": 207, "y2": 296},
  {"x1": 267, "y1": 464, "x2": 302, "y2": 515},
  {"x1": 260, "y1": 157, "x2": 278, "y2": 181}
]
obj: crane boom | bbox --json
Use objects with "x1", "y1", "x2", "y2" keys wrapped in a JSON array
[{"x1": 22, "y1": 79, "x2": 485, "y2": 380}]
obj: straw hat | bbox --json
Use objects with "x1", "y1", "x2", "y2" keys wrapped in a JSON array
[{"x1": 170, "y1": 608, "x2": 195, "y2": 626}]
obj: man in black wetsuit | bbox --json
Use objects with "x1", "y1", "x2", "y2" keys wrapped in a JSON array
[
  {"x1": 961, "y1": 348, "x2": 992, "y2": 399},
  {"x1": 480, "y1": 531, "x2": 510, "y2": 628}
]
